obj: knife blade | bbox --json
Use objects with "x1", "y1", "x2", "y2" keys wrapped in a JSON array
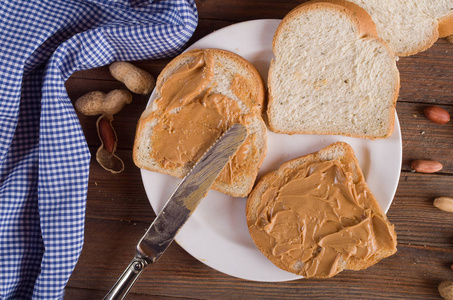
[{"x1": 104, "y1": 123, "x2": 248, "y2": 300}]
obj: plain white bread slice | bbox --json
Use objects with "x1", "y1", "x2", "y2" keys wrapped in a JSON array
[
  {"x1": 267, "y1": 0, "x2": 400, "y2": 139},
  {"x1": 246, "y1": 142, "x2": 397, "y2": 278},
  {"x1": 133, "y1": 49, "x2": 267, "y2": 198},
  {"x1": 347, "y1": 0, "x2": 453, "y2": 56}
]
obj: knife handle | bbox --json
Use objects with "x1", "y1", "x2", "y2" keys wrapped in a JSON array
[{"x1": 103, "y1": 256, "x2": 148, "y2": 300}]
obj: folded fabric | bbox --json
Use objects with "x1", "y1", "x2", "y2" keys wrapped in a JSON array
[{"x1": 0, "y1": 0, "x2": 197, "y2": 299}]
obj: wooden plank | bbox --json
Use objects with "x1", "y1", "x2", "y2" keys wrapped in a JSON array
[
  {"x1": 64, "y1": 286, "x2": 189, "y2": 300},
  {"x1": 66, "y1": 217, "x2": 452, "y2": 299},
  {"x1": 389, "y1": 172, "x2": 453, "y2": 247},
  {"x1": 398, "y1": 39, "x2": 453, "y2": 105},
  {"x1": 194, "y1": 0, "x2": 298, "y2": 21},
  {"x1": 397, "y1": 101, "x2": 453, "y2": 172},
  {"x1": 85, "y1": 147, "x2": 154, "y2": 222}
]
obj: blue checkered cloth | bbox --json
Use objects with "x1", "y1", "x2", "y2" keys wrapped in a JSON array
[{"x1": 0, "y1": 0, "x2": 197, "y2": 299}]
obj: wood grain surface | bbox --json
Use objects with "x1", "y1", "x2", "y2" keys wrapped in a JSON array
[{"x1": 65, "y1": 1, "x2": 453, "y2": 299}]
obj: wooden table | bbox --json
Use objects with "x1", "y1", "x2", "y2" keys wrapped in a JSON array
[{"x1": 64, "y1": 1, "x2": 453, "y2": 299}]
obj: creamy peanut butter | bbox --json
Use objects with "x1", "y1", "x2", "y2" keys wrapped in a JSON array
[
  {"x1": 149, "y1": 50, "x2": 253, "y2": 183},
  {"x1": 154, "y1": 50, "x2": 215, "y2": 112},
  {"x1": 251, "y1": 159, "x2": 397, "y2": 278}
]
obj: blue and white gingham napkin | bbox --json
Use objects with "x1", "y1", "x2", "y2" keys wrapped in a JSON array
[{"x1": 0, "y1": 1, "x2": 197, "y2": 299}]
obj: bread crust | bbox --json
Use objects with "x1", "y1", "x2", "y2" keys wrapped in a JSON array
[
  {"x1": 394, "y1": 8, "x2": 453, "y2": 56},
  {"x1": 133, "y1": 49, "x2": 267, "y2": 197},
  {"x1": 272, "y1": 1, "x2": 378, "y2": 51},
  {"x1": 155, "y1": 49, "x2": 266, "y2": 114},
  {"x1": 345, "y1": 2, "x2": 453, "y2": 57},
  {"x1": 397, "y1": 26, "x2": 439, "y2": 57},
  {"x1": 268, "y1": 0, "x2": 400, "y2": 139},
  {"x1": 439, "y1": 12, "x2": 453, "y2": 38},
  {"x1": 246, "y1": 142, "x2": 397, "y2": 278}
]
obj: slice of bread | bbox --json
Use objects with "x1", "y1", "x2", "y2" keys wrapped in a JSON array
[
  {"x1": 133, "y1": 49, "x2": 267, "y2": 198},
  {"x1": 347, "y1": 0, "x2": 453, "y2": 56},
  {"x1": 267, "y1": 0, "x2": 400, "y2": 139},
  {"x1": 246, "y1": 142, "x2": 397, "y2": 278}
]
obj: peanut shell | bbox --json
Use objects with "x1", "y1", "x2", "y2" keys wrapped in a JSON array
[
  {"x1": 75, "y1": 89, "x2": 132, "y2": 116},
  {"x1": 109, "y1": 62, "x2": 155, "y2": 94},
  {"x1": 439, "y1": 281, "x2": 453, "y2": 300},
  {"x1": 96, "y1": 115, "x2": 124, "y2": 174}
]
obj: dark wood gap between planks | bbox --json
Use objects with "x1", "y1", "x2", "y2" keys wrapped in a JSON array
[
  {"x1": 400, "y1": 169, "x2": 453, "y2": 176},
  {"x1": 84, "y1": 215, "x2": 153, "y2": 225}
]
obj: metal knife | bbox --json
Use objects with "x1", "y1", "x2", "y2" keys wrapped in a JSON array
[{"x1": 103, "y1": 123, "x2": 248, "y2": 300}]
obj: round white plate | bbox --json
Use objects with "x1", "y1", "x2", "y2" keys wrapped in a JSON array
[{"x1": 140, "y1": 19, "x2": 402, "y2": 282}]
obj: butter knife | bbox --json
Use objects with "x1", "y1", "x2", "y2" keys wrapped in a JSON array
[{"x1": 103, "y1": 123, "x2": 248, "y2": 300}]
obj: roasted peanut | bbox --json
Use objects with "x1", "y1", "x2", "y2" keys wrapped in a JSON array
[
  {"x1": 98, "y1": 117, "x2": 116, "y2": 153},
  {"x1": 433, "y1": 197, "x2": 453, "y2": 213},
  {"x1": 411, "y1": 159, "x2": 443, "y2": 173},
  {"x1": 439, "y1": 281, "x2": 453, "y2": 300},
  {"x1": 109, "y1": 62, "x2": 155, "y2": 94},
  {"x1": 424, "y1": 105, "x2": 450, "y2": 124},
  {"x1": 75, "y1": 89, "x2": 132, "y2": 116}
]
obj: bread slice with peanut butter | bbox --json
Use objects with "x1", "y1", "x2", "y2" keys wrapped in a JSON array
[
  {"x1": 246, "y1": 142, "x2": 397, "y2": 278},
  {"x1": 133, "y1": 49, "x2": 267, "y2": 198}
]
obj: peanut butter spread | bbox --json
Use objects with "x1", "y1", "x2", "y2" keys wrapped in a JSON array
[
  {"x1": 153, "y1": 50, "x2": 215, "y2": 112},
  {"x1": 250, "y1": 159, "x2": 397, "y2": 278},
  {"x1": 149, "y1": 50, "x2": 254, "y2": 184}
]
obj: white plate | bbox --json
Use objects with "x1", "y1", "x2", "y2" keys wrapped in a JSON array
[{"x1": 140, "y1": 19, "x2": 402, "y2": 282}]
